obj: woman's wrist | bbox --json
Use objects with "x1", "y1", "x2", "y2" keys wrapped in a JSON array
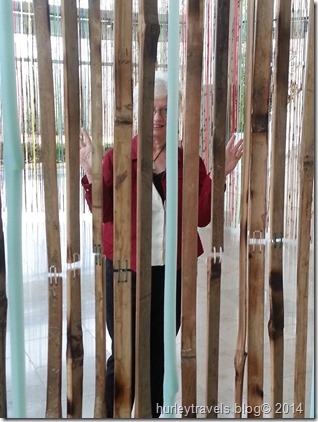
[{"x1": 86, "y1": 173, "x2": 93, "y2": 184}]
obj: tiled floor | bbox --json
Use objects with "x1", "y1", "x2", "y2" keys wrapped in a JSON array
[{"x1": 4, "y1": 212, "x2": 314, "y2": 418}]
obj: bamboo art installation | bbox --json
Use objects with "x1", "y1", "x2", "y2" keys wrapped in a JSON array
[
  {"x1": 206, "y1": 0, "x2": 230, "y2": 418},
  {"x1": 181, "y1": 1, "x2": 203, "y2": 417},
  {"x1": 0, "y1": 0, "x2": 314, "y2": 418},
  {"x1": 135, "y1": 0, "x2": 159, "y2": 417},
  {"x1": 268, "y1": 0, "x2": 291, "y2": 416},
  {"x1": 247, "y1": 1, "x2": 273, "y2": 417},
  {"x1": 33, "y1": 1, "x2": 63, "y2": 417},
  {"x1": 113, "y1": 1, "x2": 133, "y2": 417},
  {"x1": 61, "y1": 0, "x2": 84, "y2": 417},
  {"x1": 293, "y1": 1, "x2": 314, "y2": 416},
  {"x1": 88, "y1": 1, "x2": 106, "y2": 417},
  {"x1": 234, "y1": 0, "x2": 254, "y2": 413}
]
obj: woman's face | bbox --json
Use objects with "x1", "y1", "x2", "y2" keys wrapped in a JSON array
[{"x1": 152, "y1": 96, "x2": 168, "y2": 143}]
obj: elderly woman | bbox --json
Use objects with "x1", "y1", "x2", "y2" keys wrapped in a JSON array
[{"x1": 80, "y1": 71, "x2": 243, "y2": 418}]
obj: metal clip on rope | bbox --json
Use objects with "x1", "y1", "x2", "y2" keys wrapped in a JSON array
[
  {"x1": 271, "y1": 233, "x2": 284, "y2": 248},
  {"x1": 49, "y1": 265, "x2": 59, "y2": 285},
  {"x1": 70, "y1": 253, "x2": 81, "y2": 278},
  {"x1": 249, "y1": 230, "x2": 266, "y2": 252},
  {"x1": 93, "y1": 244, "x2": 102, "y2": 265},
  {"x1": 113, "y1": 259, "x2": 131, "y2": 283},
  {"x1": 208, "y1": 246, "x2": 223, "y2": 264}
]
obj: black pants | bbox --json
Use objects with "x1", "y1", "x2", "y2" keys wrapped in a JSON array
[{"x1": 105, "y1": 258, "x2": 181, "y2": 418}]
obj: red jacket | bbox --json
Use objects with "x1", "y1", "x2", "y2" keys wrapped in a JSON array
[{"x1": 82, "y1": 135, "x2": 212, "y2": 271}]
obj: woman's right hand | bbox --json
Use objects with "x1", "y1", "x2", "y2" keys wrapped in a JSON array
[{"x1": 80, "y1": 127, "x2": 93, "y2": 183}]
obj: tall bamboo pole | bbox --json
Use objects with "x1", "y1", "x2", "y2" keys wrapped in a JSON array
[
  {"x1": 88, "y1": 1, "x2": 106, "y2": 417},
  {"x1": 113, "y1": 1, "x2": 133, "y2": 417},
  {"x1": 234, "y1": 1, "x2": 254, "y2": 415},
  {"x1": 206, "y1": 1, "x2": 230, "y2": 418},
  {"x1": 61, "y1": 1, "x2": 84, "y2": 417},
  {"x1": 293, "y1": 1, "x2": 314, "y2": 416},
  {"x1": 33, "y1": 1, "x2": 63, "y2": 417},
  {"x1": 181, "y1": 1, "x2": 204, "y2": 417},
  {"x1": 247, "y1": 1, "x2": 273, "y2": 417},
  {"x1": 134, "y1": 0, "x2": 159, "y2": 417},
  {"x1": 268, "y1": 0, "x2": 291, "y2": 416}
]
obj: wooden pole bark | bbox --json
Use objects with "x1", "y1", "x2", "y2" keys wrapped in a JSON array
[
  {"x1": 33, "y1": 1, "x2": 63, "y2": 417},
  {"x1": 61, "y1": 1, "x2": 84, "y2": 417},
  {"x1": 113, "y1": 0, "x2": 133, "y2": 417},
  {"x1": 268, "y1": 0, "x2": 291, "y2": 416},
  {"x1": 134, "y1": 0, "x2": 159, "y2": 418},
  {"x1": 181, "y1": 1, "x2": 203, "y2": 417},
  {"x1": 88, "y1": 1, "x2": 106, "y2": 417},
  {"x1": 247, "y1": 1, "x2": 273, "y2": 417},
  {"x1": 234, "y1": 0, "x2": 255, "y2": 415},
  {"x1": 206, "y1": 1, "x2": 230, "y2": 418},
  {"x1": 293, "y1": 1, "x2": 314, "y2": 416}
]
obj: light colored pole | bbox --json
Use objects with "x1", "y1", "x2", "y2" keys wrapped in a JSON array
[
  {"x1": 310, "y1": 355, "x2": 314, "y2": 418},
  {"x1": 0, "y1": 0, "x2": 26, "y2": 417},
  {"x1": 163, "y1": 0, "x2": 180, "y2": 417}
]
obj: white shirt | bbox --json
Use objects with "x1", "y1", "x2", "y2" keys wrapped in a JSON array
[{"x1": 151, "y1": 183, "x2": 166, "y2": 266}]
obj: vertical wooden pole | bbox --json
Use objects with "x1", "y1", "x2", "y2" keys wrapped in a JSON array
[
  {"x1": 247, "y1": 1, "x2": 273, "y2": 417},
  {"x1": 61, "y1": 1, "x2": 84, "y2": 418},
  {"x1": 268, "y1": 0, "x2": 291, "y2": 417},
  {"x1": 227, "y1": 0, "x2": 235, "y2": 136},
  {"x1": 66, "y1": 269, "x2": 83, "y2": 419},
  {"x1": 46, "y1": 277, "x2": 63, "y2": 418},
  {"x1": 62, "y1": 0, "x2": 81, "y2": 259},
  {"x1": 88, "y1": 1, "x2": 106, "y2": 418},
  {"x1": 293, "y1": 1, "x2": 314, "y2": 416},
  {"x1": 113, "y1": 0, "x2": 133, "y2": 417},
  {"x1": 234, "y1": 0, "x2": 255, "y2": 415},
  {"x1": 206, "y1": 0, "x2": 230, "y2": 418},
  {"x1": 33, "y1": 0, "x2": 63, "y2": 417},
  {"x1": 134, "y1": 0, "x2": 159, "y2": 418},
  {"x1": 181, "y1": 1, "x2": 203, "y2": 417}
]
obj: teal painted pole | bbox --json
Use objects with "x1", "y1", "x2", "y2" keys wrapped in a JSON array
[
  {"x1": 163, "y1": 0, "x2": 180, "y2": 418},
  {"x1": 0, "y1": 0, "x2": 26, "y2": 418}
]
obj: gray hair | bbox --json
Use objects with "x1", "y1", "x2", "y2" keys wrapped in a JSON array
[
  {"x1": 153, "y1": 70, "x2": 169, "y2": 98},
  {"x1": 133, "y1": 70, "x2": 183, "y2": 133},
  {"x1": 133, "y1": 70, "x2": 168, "y2": 112}
]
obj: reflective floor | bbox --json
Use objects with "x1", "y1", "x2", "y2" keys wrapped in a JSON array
[{"x1": 4, "y1": 212, "x2": 314, "y2": 418}]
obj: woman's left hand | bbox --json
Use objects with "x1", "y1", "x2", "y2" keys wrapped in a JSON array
[{"x1": 225, "y1": 134, "x2": 244, "y2": 176}]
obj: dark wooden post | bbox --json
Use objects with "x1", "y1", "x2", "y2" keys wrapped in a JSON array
[
  {"x1": 113, "y1": 0, "x2": 133, "y2": 417},
  {"x1": 247, "y1": 1, "x2": 273, "y2": 417},
  {"x1": 88, "y1": 0, "x2": 106, "y2": 417},
  {"x1": 181, "y1": 1, "x2": 204, "y2": 417},
  {"x1": 268, "y1": 0, "x2": 291, "y2": 416},
  {"x1": 33, "y1": 1, "x2": 63, "y2": 417},
  {"x1": 206, "y1": 0, "x2": 230, "y2": 418},
  {"x1": 61, "y1": 0, "x2": 84, "y2": 417},
  {"x1": 234, "y1": 0, "x2": 255, "y2": 415},
  {"x1": 293, "y1": 1, "x2": 314, "y2": 416},
  {"x1": 134, "y1": 0, "x2": 159, "y2": 417}
]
